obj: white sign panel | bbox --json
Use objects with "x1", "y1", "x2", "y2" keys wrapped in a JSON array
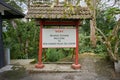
[{"x1": 42, "y1": 28, "x2": 76, "y2": 48}]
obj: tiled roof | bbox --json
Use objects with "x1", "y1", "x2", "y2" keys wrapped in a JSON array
[{"x1": 26, "y1": 4, "x2": 92, "y2": 20}]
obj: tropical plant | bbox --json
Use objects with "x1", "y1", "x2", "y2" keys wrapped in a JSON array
[
  {"x1": 96, "y1": 7, "x2": 120, "y2": 61},
  {"x1": 3, "y1": 20, "x2": 39, "y2": 59},
  {"x1": 44, "y1": 48, "x2": 73, "y2": 62}
]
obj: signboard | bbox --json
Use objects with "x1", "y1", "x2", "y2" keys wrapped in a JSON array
[{"x1": 42, "y1": 28, "x2": 76, "y2": 48}]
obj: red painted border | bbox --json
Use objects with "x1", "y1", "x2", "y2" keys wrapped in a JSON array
[
  {"x1": 71, "y1": 20, "x2": 81, "y2": 69},
  {"x1": 75, "y1": 21, "x2": 79, "y2": 65},
  {"x1": 39, "y1": 21, "x2": 43, "y2": 64},
  {"x1": 36, "y1": 20, "x2": 81, "y2": 69},
  {"x1": 42, "y1": 21, "x2": 79, "y2": 26},
  {"x1": 35, "y1": 21, "x2": 44, "y2": 68}
]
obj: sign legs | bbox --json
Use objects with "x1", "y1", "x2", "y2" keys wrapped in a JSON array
[
  {"x1": 35, "y1": 20, "x2": 81, "y2": 69},
  {"x1": 35, "y1": 21, "x2": 44, "y2": 68},
  {"x1": 71, "y1": 22, "x2": 81, "y2": 69}
]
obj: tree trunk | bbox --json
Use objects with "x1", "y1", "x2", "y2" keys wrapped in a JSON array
[
  {"x1": 90, "y1": 19, "x2": 96, "y2": 47},
  {"x1": 85, "y1": 0, "x2": 97, "y2": 47},
  {"x1": 96, "y1": 24, "x2": 119, "y2": 62},
  {"x1": 90, "y1": 0, "x2": 97, "y2": 47}
]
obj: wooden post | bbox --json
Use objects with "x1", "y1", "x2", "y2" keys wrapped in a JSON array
[
  {"x1": 35, "y1": 21, "x2": 44, "y2": 68},
  {"x1": 0, "y1": 13, "x2": 5, "y2": 68},
  {"x1": 90, "y1": 0, "x2": 96, "y2": 47},
  {"x1": 71, "y1": 21, "x2": 81, "y2": 69}
]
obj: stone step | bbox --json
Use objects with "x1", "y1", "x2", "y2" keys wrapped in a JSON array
[{"x1": 26, "y1": 64, "x2": 82, "y2": 73}]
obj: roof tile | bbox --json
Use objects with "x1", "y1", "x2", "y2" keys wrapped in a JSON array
[{"x1": 26, "y1": 4, "x2": 92, "y2": 20}]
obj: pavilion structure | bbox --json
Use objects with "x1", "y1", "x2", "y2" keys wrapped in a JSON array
[
  {"x1": 26, "y1": 2, "x2": 92, "y2": 69},
  {"x1": 0, "y1": 0, "x2": 25, "y2": 68}
]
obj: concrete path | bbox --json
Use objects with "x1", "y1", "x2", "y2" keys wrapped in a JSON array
[
  {"x1": 20, "y1": 53, "x2": 119, "y2": 80},
  {"x1": 1, "y1": 53, "x2": 120, "y2": 80}
]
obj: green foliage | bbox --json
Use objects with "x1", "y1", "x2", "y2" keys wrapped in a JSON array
[
  {"x1": 2, "y1": 0, "x2": 120, "y2": 61},
  {"x1": 63, "y1": 48, "x2": 73, "y2": 57},
  {"x1": 96, "y1": 7, "x2": 120, "y2": 34},
  {"x1": 79, "y1": 21, "x2": 107, "y2": 54},
  {"x1": 94, "y1": 41, "x2": 106, "y2": 54},
  {"x1": 44, "y1": 48, "x2": 73, "y2": 62},
  {"x1": 79, "y1": 34, "x2": 92, "y2": 53},
  {"x1": 96, "y1": 7, "x2": 120, "y2": 61},
  {"x1": 104, "y1": 7, "x2": 120, "y2": 17},
  {"x1": 3, "y1": 20, "x2": 39, "y2": 59},
  {"x1": 46, "y1": 49, "x2": 60, "y2": 62},
  {"x1": 81, "y1": 20, "x2": 90, "y2": 35}
]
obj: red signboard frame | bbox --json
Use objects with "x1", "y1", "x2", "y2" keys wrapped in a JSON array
[{"x1": 35, "y1": 20, "x2": 81, "y2": 69}]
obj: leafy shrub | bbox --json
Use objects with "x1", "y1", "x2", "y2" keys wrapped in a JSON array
[
  {"x1": 44, "y1": 48, "x2": 73, "y2": 62},
  {"x1": 45, "y1": 49, "x2": 60, "y2": 62},
  {"x1": 79, "y1": 33, "x2": 106, "y2": 54}
]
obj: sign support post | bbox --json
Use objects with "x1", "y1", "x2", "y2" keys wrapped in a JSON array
[
  {"x1": 35, "y1": 20, "x2": 81, "y2": 69},
  {"x1": 71, "y1": 21, "x2": 81, "y2": 69},
  {"x1": 35, "y1": 21, "x2": 44, "y2": 68}
]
